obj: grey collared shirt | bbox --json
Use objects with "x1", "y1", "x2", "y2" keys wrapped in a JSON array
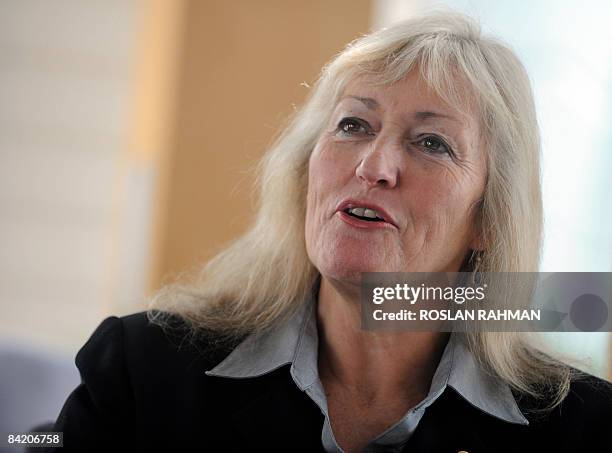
[{"x1": 206, "y1": 289, "x2": 529, "y2": 452}]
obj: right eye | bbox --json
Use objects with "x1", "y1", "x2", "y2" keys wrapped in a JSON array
[{"x1": 336, "y1": 117, "x2": 372, "y2": 137}]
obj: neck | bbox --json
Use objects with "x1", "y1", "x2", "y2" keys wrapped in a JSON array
[{"x1": 316, "y1": 276, "x2": 450, "y2": 402}]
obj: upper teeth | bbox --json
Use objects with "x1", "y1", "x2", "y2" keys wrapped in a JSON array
[{"x1": 348, "y1": 207, "x2": 382, "y2": 220}]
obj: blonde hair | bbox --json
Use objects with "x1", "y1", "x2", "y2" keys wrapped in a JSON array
[{"x1": 149, "y1": 11, "x2": 573, "y2": 410}]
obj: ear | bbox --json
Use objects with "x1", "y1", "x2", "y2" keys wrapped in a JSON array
[
  {"x1": 469, "y1": 233, "x2": 486, "y2": 252},
  {"x1": 468, "y1": 198, "x2": 486, "y2": 251},
  {"x1": 468, "y1": 215, "x2": 487, "y2": 252}
]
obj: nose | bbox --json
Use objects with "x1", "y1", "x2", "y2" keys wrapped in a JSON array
[{"x1": 355, "y1": 138, "x2": 400, "y2": 189}]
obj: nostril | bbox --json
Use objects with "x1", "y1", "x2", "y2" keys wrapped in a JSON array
[{"x1": 355, "y1": 158, "x2": 398, "y2": 189}]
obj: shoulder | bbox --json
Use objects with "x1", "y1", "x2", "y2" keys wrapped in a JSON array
[
  {"x1": 570, "y1": 369, "x2": 612, "y2": 394},
  {"x1": 562, "y1": 370, "x2": 612, "y2": 417},
  {"x1": 514, "y1": 368, "x2": 612, "y2": 446},
  {"x1": 76, "y1": 311, "x2": 239, "y2": 381},
  {"x1": 558, "y1": 371, "x2": 612, "y2": 445},
  {"x1": 555, "y1": 369, "x2": 612, "y2": 415},
  {"x1": 51, "y1": 312, "x2": 249, "y2": 450},
  {"x1": 520, "y1": 367, "x2": 612, "y2": 415}
]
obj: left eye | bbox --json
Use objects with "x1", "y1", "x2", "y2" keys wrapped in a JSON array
[{"x1": 417, "y1": 135, "x2": 451, "y2": 155}]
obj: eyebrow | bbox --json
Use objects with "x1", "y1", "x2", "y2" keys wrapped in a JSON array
[
  {"x1": 414, "y1": 111, "x2": 460, "y2": 123},
  {"x1": 346, "y1": 95, "x2": 379, "y2": 110},
  {"x1": 344, "y1": 95, "x2": 461, "y2": 124}
]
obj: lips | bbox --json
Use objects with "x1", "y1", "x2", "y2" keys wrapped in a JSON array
[{"x1": 336, "y1": 199, "x2": 398, "y2": 229}]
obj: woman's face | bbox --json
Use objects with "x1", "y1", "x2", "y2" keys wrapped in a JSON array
[{"x1": 305, "y1": 70, "x2": 487, "y2": 286}]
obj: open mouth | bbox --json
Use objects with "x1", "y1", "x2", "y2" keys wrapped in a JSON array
[{"x1": 343, "y1": 207, "x2": 385, "y2": 222}]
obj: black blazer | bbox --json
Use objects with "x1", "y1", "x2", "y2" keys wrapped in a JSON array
[{"x1": 48, "y1": 312, "x2": 612, "y2": 452}]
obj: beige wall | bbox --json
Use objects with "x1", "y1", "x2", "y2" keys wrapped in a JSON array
[
  {"x1": 148, "y1": 0, "x2": 372, "y2": 291},
  {"x1": 0, "y1": 0, "x2": 139, "y2": 351},
  {"x1": 0, "y1": 0, "x2": 371, "y2": 353}
]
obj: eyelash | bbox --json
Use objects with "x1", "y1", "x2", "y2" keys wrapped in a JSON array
[
  {"x1": 415, "y1": 135, "x2": 453, "y2": 156},
  {"x1": 335, "y1": 117, "x2": 454, "y2": 157},
  {"x1": 336, "y1": 117, "x2": 373, "y2": 137}
]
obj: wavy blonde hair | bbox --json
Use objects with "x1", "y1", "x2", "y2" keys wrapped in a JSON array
[{"x1": 150, "y1": 11, "x2": 573, "y2": 409}]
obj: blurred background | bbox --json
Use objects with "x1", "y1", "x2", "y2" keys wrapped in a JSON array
[{"x1": 0, "y1": 0, "x2": 610, "y2": 442}]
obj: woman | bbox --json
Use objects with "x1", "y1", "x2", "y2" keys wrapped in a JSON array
[{"x1": 50, "y1": 11, "x2": 612, "y2": 452}]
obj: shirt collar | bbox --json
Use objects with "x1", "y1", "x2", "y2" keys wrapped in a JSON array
[{"x1": 205, "y1": 286, "x2": 529, "y2": 426}]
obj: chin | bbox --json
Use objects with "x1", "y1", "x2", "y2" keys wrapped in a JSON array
[
  {"x1": 318, "y1": 250, "x2": 392, "y2": 284},
  {"x1": 307, "y1": 228, "x2": 402, "y2": 283}
]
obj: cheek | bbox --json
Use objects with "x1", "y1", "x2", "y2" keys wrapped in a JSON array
[
  {"x1": 307, "y1": 143, "x2": 357, "y2": 207},
  {"x1": 406, "y1": 165, "x2": 483, "y2": 235},
  {"x1": 305, "y1": 147, "x2": 336, "y2": 239},
  {"x1": 304, "y1": 178, "x2": 321, "y2": 242},
  {"x1": 311, "y1": 144, "x2": 351, "y2": 185}
]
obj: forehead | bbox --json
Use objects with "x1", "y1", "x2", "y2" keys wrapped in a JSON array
[{"x1": 338, "y1": 70, "x2": 479, "y2": 127}]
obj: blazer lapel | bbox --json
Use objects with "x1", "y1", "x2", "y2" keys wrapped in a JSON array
[
  {"x1": 228, "y1": 368, "x2": 325, "y2": 451},
  {"x1": 403, "y1": 389, "x2": 529, "y2": 453},
  {"x1": 405, "y1": 413, "x2": 488, "y2": 453}
]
